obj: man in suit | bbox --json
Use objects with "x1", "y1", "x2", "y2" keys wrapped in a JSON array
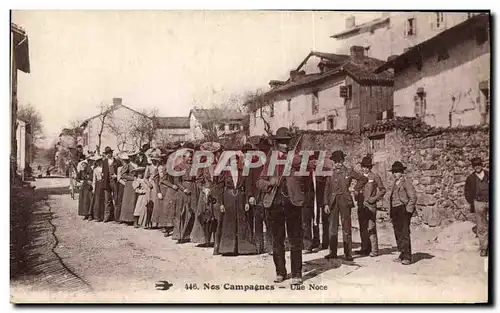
[
  {"x1": 257, "y1": 127, "x2": 305, "y2": 285},
  {"x1": 389, "y1": 161, "x2": 417, "y2": 265},
  {"x1": 464, "y1": 157, "x2": 489, "y2": 257},
  {"x1": 102, "y1": 146, "x2": 119, "y2": 222},
  {"x1": 323, "y1": 150, "x2": 367, "y2": 261},
  {"x1": 355, "y1": 155, "x2": 386, "y2": 257}
]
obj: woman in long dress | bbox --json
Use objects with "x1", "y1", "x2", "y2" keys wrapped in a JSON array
[
  {"x1": 157, "y1": 148, "x2": 177, "y2": 236},
  {"x1": 76, "y1": 160, "x2": 93, "y2": 218},
  {"x1": 218, "y1": 152, "x2": 258, "y2": 256},
  {"x1": 132, "y1": 167, "x2": 148, "y2": 228},
  {"x1": 191, "y1": 142, "x2": 221, "y2": 247},
  {"x1": 175, "y1": 143, "x2": 198, "y2": 244},
  {"x1": 91, "y1": 157, "x2": 105, "y2": 222},
  {"x1": 119, "y1": 151, "x2": 138, "y2": 224},
  {"x1": 138, "y1": 150, "x2": 161, "y2": 229}
]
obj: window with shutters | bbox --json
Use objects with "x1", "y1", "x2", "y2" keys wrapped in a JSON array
[
  {"x1": 414, "y1": 92, "x2": 427, "y2": 119},
  {"x1": 311, "y1": 92, "x2": 319, "y2": 114},
  {"x1": 229, "y1": 123, "x2": 239, "y2": 131},
  {"x1": 340, "y1": 85, "x2": 352, "y2": 100},
  {"x1": 405, "y1": 18, "x2": 416, "y2": 36},
  {"x1": 270, "y1": 103, "x2": 274, "y2": 117},
  {"x1": 327, "y1": 116, "x2": 336, "y2": 130},
  {"x1": 287, "y1": 99, "x2": 291, "y2": 111},
  {"x1": 369, "y1": 134, "x2": 386, "y2": 152},
  {"x1": 432, "y1": 12, "x2": 445, "y2": 30}
]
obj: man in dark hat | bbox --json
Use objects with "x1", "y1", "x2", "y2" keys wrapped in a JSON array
[
  {"x1": 389, "y1": 161, "x2": 416, "y2": 265},
  {"x1": 323, "y1": 150, "x2": 367, "y2": 261},
  {"x1": 464, "y1": 157, "x2": 489, "y2": 257},
  {"x1": 102, "y1": 146, "x2": 120, "y2": 222},
  {"x1": 355, "y1": 155, "x2": 386, "y2": 257},
  {"x1": 257, "y1": 127, "x2": 305, "y2": 285}
]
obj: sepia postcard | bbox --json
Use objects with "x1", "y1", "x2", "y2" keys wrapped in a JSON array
[{"x1": 10, "y1": 10, "x2": 490, "y2": 304}]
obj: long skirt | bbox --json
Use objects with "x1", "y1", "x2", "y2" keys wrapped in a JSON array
[
  {"x1": 119, "y1": 181, "x2": 137, "y2": 223},
  {"x1": 114, "y1": 182, "x2": 125, "y2": 222},
  {"x1": 92, "y1": 182, "x2": 105, "y2": 221},
  {"x1": 150, "y1": 183, "x2": 165, "y2": 228},
  {"x1": 171, "y1": 189, "x2": 184, "y2": 240},
  {"x1": 138, "y1": 189, "x2": 152, "y2": 227},
  {"x1": 219, "y1": 189, "x2": 257, "y2": 255},
  {"x1": 177, "y1": 182, "x2": 198, "y2": 241},
  {"x1": 191, "y1": 189, "x2": 209, "y2": 243},
  {"x1": 158, "y1": 185, "x2": 176, "y2": 228},
  {"x1": 78, "y1": 183, "x2": 92, "y2": 216},
  {"x1": 134, "y1": 194, "x2": 147, "y2": 217}
]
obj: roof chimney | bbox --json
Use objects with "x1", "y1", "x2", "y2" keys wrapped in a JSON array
[
  {"x1": 350, "y1": 45, "x2": 365, "y2": 59},
  {"x1": 112, "y1": 97, "x2": 122, "y2": 107},
  {"x1": 346, "y1": 16, "x2": 356, "y2": 30},
  {"x1": 290, "y1": 70, "x2": 299, "y2": 81}
]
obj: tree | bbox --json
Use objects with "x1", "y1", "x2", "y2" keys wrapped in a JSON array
[
  {"x1": 129, "y1": 108, "x2": 158, "y2": 149},
  {"x1": 18, "y1": 103, "x2": 44, "y2": 145},
  {"x1": 96, "y1": 102, "x2": 114, "y2": 155},
  {"x1": 242, "y1": 88, "x2": 273, "y2": 136}
]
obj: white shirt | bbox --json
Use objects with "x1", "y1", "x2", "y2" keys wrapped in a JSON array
[
  {"x1": 108, "y1": 158, "x2": 114, "y2": 167},
  {"x1": 476, "y1": 170, "x2": 485, "y2": 181}
]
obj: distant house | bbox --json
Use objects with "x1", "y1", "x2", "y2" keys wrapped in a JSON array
[
  {"x1": 375, "y1": 14, "x2": 490, "y2": 127},
  {"x1": 11, "y1": 23, "x2": 30, "y2": 178},
  {"x1": 80, "y1": 98, "x2": 154, "y2": 154},
  {"x1": 248, "y1": 46, "x2": 394, "y2": 135},
  {"x1": 189, "y1": 108, "x2": 247, "y2": 141},
  {"x1": 154, "y1": 116, "x2": 190, "y2": 144},
  {"x1": 331, "y1": 12, "x2": 476, "y2": 61}
]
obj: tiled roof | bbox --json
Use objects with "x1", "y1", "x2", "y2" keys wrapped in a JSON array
[
  {"x1": 331, "y1": 16, "x2": 390, "y2": 39},
  {"x1": 190, "y1": 108, "x2": 247, "y2": 123},
  {"x1": 265, "y1": 56, "x2": 393, "y2": 98},
  {"x1": 375, "y1": 14, "x2": 490, "y2": 73},
  {"x1": 361, "y1": 117, "x2": 432, "y2": 134},
  {"x1": 155, "y1": 116, "x2": 190, "y2": 129}
]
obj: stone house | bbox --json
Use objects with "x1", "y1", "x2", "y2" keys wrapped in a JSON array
[
  {"x1": 189, "y1": 108, "x2": 247, "y2": 141},
  {"x1": 248, "y1": 46, "x2": 393, "y2": 136},
  {"x1": 154, "y1": 116, "x2": 190, "y2": 144},
  {"x1": 80, "y1": 98, "x2": 154, "y2": 154},
  {"x1": 331, "y1": 12, "x2": 478, "y2": 61},
  {"x1": 11, "y1": 23, "x2": 30, "y2": 178},
  {"x1": 375, "y1": 14, "x2": 490, "y2": 128}
]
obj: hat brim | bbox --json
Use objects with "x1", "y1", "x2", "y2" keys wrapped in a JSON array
[
  {"x1": 389, "y1": 167, "x2": 406, "y2": 172},
  {"x1": 274, "y1": 136, "x2": 292, "y2": 141}
]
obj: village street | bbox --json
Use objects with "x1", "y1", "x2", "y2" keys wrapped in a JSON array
[{"x1": 10, "y1": 178, "x2": 488, "y2": 303}]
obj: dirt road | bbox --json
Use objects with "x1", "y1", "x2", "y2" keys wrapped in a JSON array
[{"x1": 11, "y1": 178, "x2": 488, "y2": 303}]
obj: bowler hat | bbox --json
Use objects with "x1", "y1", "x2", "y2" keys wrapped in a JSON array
[
  {"x1": 330, "y1": 150, "x2": 345, "y2": 162},
  {"x1": 104, "y1": 146, "x2": 113, "y2": 155},
  {"x1": 274, "y1": 127, "x2": 292, "y2": 141},
  {"x1": 471, "y1": 157, "x2": 483, "y2": 167},
  {"x1": 360, "y1": 156, "x2": 373, "y2": 168},
  {"x1": 141, "y1": 144, "x2": 150, "y2": 153},
  {"x1": 184, "y1": 142, "x2": 195, "y2": 150},
  {"x1": 390, "y1": 161, "x2": 407, "y2": 173}
]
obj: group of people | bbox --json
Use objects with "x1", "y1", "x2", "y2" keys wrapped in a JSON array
[{"x1": 73, "y1": 126, "x2": 489, "y2": 286}]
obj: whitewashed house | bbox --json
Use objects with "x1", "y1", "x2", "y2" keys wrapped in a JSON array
[
  {"x1": 189, "y1": 108, "x2": 247, "y2": 141},
  {"x1": 375, "y1": 14, "x2": 490, "y2": 127},
  {"x1": 154, "y1": 116, "x2": 190, "y2": 144}
]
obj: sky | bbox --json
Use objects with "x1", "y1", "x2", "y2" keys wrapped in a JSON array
[{"x1": 12, "y1": 10, "x2": 380, "y2": 147}]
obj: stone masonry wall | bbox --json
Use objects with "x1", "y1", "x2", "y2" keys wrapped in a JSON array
[
  {"x1": 400, "y1": 126, "x2": 490, "y2": 227},
  {"x1": 292, "y1": 126, "x2": 490, "y2": 227}
]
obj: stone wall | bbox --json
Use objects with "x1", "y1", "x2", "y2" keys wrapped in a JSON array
[
  {"x1": 400, "y1": 126, "x2": 490, "y2": 227},
  {"x1": 292, "y1": 125, "x2": 490, "y2": 227}
]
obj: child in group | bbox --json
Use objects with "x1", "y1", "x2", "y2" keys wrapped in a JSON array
[{"x1": 132, "y1": 167, "x2": 148, "y2": 228}]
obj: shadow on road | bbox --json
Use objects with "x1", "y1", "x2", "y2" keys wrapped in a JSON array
[
  {"x1": 412, "y1": 252, "x2": 435, "y2": 264},
  {"x1": 302, "y1": 257, "x2": 343, "y2": 281}
]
